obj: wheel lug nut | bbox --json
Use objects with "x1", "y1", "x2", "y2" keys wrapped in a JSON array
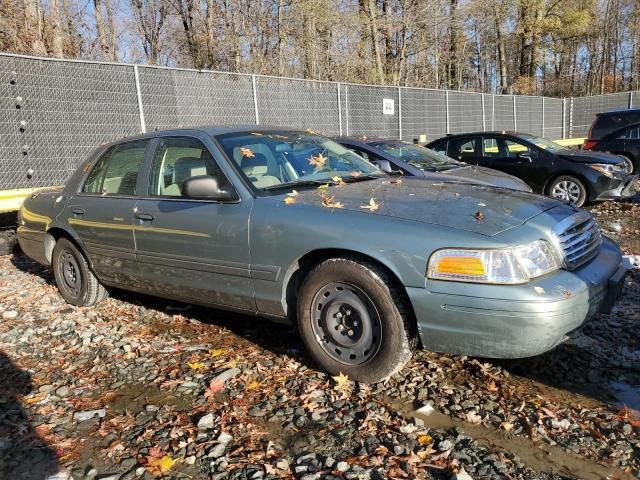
[
  {"x1": 345, "y1": 309, "x2": 352, "y2": 315},
  {"x1": 347, "y1": 329, "x2": 354, "y2": 336},
  {"x1": 352, "y1": 321, "x2": 359, "y2": 326},
  {"x1": 336, "y1": 312, "x2": 343, "y2": 318}
]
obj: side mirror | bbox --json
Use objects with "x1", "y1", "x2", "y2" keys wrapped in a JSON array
[
  {"x1": 182, "y1": 175, "x2": 237, "y2": 201},
  {"x1": 372, "y1": 159, "x2": 394, "y2": 174}
]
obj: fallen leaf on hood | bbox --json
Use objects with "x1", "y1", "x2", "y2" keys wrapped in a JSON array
[
  {"x1": 283, "y1": 197, "x2": 296, "y2": 205},
  {"x1": 360, "y1": 198, "x2": 380, "y2": 211},
  {"x1": 350, "y1": 170, "x2": 362, "y2": 177},
  {"x1": 477, "y1": 202, "x2": 487, "y2": 206},
  {"x1": 287, "y1": 190, "x2": 300, "y2": 197},
  {"x1": 390, "y1": 178, "x2": 402, "y2": 184},
  {"x1": 475, "y1": 211, "x2": 484, "y2": 221},
  {"x1": 321, "y1": 194, "x2": 343, "y2": 209},
  {"x1": 240, "y1": 147, "x2": 255, "y2": 158}
]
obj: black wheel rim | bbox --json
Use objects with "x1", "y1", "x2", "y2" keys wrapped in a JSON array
[
  {"x1": 58, "y1": 248, "x2": 81, "y2": 298},
  {"x1": 310, "y1": 282, "x2": 382, "y2": 366}
]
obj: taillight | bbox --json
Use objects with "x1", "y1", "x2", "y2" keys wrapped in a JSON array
[{"x1": 583, "y1": 139, "x2": 598, "y2": 150}]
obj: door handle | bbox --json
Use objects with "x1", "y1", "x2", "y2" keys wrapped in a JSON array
[
  {"x1": 72, "y1": 208, "x2": 85, "y2": 216},
  {"x1": 134, "y1": 211, "x2": 154, "y2": 221}
]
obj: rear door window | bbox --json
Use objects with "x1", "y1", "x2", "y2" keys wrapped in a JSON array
[
  {"x1": 616, "y1": 125, "x2": 640, "y2": 140},
  {"x1": 448, "y1": 137, "x2": 478, "y2": 161},
  {"x1": 82, "y1": 140, "x2": 149, "y2": 195}
]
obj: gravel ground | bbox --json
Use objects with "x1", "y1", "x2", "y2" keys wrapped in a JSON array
[{"x1": 0, "y1": 200, "x2": 639, "y2": 480}]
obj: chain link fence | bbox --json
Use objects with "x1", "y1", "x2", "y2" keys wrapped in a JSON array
[{"x1": 0, "y1": 52, "x2": 637, "y2": 190}]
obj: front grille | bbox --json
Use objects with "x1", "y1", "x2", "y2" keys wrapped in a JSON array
[{"x1": 553, "y1": 211, "x2": 602, "y2": 269}]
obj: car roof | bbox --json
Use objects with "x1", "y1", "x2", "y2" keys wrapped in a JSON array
[
  {"x1": 106, "y1": 125, "x2": 304, "y2": 144},
  {"x1": 437, "y1": 131, "x2": 522, "y2": 138},
  {"x1": 333, "y1": 135, "x2": 394, "y2": 144},
  {"x1": 596, "y1": 108, "x2": 640, "y2": 116}
]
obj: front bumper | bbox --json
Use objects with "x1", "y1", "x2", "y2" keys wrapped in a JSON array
[
  {"x1": 594, "y1": 173, "x2": 638, "y2": 201},
  {"x1": 408, "y1": 237, "x2": 625, "y2": 358}
]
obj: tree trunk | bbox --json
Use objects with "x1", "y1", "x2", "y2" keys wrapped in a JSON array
[
  {"x1": 494, "y1": 5, "x2": 507, "y2": 93},
  {"x1": 94, "y1": 0, "x2": 110, "y2": 59},
  {"x1": 50, "y1": 0, "x2": 64, "y2": 57},
  {"x1": 366, "y1": 0, "x2": 384, "y2": 83}
]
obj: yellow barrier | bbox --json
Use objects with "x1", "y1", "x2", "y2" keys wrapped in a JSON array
[
  {"x1": 0, "y1": 187, "x2": 57, "y2": 215},
  {"x1": 0, "y1": 137, "x2": 588, "y2": 215}
]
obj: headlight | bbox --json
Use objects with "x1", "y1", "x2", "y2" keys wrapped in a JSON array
[
  {"x1": 427, "y1": 240, "x2": 562, "y2": 284},
  {"x1": 589, "y1": 163, "x2": 623, "y2": 177}
]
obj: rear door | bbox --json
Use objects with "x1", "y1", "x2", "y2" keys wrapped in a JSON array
[
  {"x1": 133, "y1": 134, "x2": 255, "y2": 311},
  {"x1": 65, "y1": 139, "x2": 151, "y2": 286},
  {"x1": 447, "y1": 136, "x2": 482, "y2": 165}
]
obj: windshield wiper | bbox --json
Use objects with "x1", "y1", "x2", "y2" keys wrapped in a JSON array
[
  {"x1": 342, "y1": 173, "x2": 391, "y2": 183},
  {"x1": 262, "y1": 179, "x2": 335, "y2": 191}
]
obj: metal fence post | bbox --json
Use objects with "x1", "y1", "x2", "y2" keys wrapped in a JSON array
[
  {"x1": 344, "y1": 85, "x2": 349, "y2": 136},
  {"x1": 512, "y1": 95, "x2": 517, "y2": 131},
  {"x1": 481, "y1": 94, "x2": 486, "y2": 131},
  {"x1": 629, "y1": 91, "x2": 634, "y2": 109},
  {"x1": 492, "y1": 94, "x2": 495, "y2": 130},
  {"x1": 398, "y1": 86, "x2": 403, "y2": 139},
  {"x1": 133, "y1": 65, "x2": 146, "y2": 133},
  {"x1": 337, "y1": 84, "x2": 343, "y2": 136},
  {"x1": 569, "y1": 97, "x2": 574, "y2": 138},
  {"x1": 251, "y1": 75, "x2": 259, "y2": 124},
  {"x1": 541, "y1": 97, "x2": 545, "y2": 137},
  {"x1": 445, "y1": 90, "x2": 450, "y2": 134},
  {"x1": 562, "y1": 98, "x2": 566, "y2": 139}
]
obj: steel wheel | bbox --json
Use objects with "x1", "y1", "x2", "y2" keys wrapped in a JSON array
[
  {"x1": 551, "y1": 179, "x2": 581, "y2": 203},
  {"x1": 58, "y1": 248, "x2": 82, "y2": 298},
  {"x1": 310, "y1": 282, "x2": 382, "y2": 366}
]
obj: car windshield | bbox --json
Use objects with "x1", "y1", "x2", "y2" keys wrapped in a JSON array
[
  {"x1": 372, "y1": 141, "x2": 465, "y2": 172},
  {"x1": 215, "y1": 130, "x2": 384, "y2": 191},
  {"x1": 516, "y1": 134, "x2": 567, "y2": 153}
]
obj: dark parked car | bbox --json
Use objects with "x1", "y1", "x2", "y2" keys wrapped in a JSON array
[
  {"x1": 334, "y1": 136, "x2": 532, "y2": 192},
  {"x1": 583, "y1": 108, "x2": 640, "y2": 173},
  {"x1": 427, "y1": 131, "x2": 637, "y2": 207},
  {"x1": 17, "y1": 126, "x2": 626, "y2": 383}
]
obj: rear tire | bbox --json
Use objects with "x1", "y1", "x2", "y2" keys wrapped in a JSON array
[
  {"x1": 297, "y1": 256, "x2": 416, "y2": 383},
  {"x1": 548, "y1": 175, "x2": 587, "y2": 207},
  {"x1": 52, "y1": 237, "x2": 107, "y2": 306}
]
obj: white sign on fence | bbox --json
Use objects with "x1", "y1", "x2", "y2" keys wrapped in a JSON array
[{"x1": 382, "y1": 98, "x2": 395, "y2": 115}]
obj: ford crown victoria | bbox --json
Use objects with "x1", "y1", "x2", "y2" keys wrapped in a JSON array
[{"x1": 17, "y1": 126, "x2": 626, "y2": 382}]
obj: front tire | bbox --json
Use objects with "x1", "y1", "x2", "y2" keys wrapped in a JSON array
[
  {"x1": 297, "y1": 256, "x2": 416, "y2": 383},
  {"x1": 548, "y1": 175, "x2": 587, "y2": 207},
  {"x1": 52, "y1": 237, "x2": 107, "y2": 306}
]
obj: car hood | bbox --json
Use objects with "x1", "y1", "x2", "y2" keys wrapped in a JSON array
[
  {"x1": 270, "y1": 177, "x2": 559, "y2": 236},
  {"x1": 443, "y1": 165, "x2": 532, "y2": 191},
  {"x1": 559, "y1": 150, "x2": 622, "y2": 165}
]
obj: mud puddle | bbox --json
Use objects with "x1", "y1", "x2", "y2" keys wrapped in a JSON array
[
  {"x1": 390, "y1": 399, "x2": 634, "y2": 480},
  {"x1": 103, "y1": 383, "x2": 194, "y2": 414}
]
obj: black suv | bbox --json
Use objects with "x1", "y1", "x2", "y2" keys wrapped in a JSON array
[{"x1": 584, "y1": 108, "x2": 640, "y2": 174}]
